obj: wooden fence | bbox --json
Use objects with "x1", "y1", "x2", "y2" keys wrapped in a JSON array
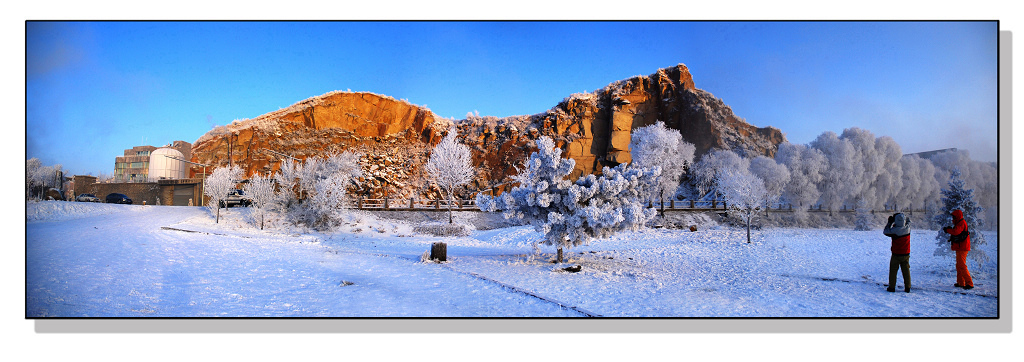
[
  {"x1": 356, "y1": 197, "x2": 478, "y2": 211},
  {"x1": 353, "y1": 197, "x2": 925, "y2": 214}
]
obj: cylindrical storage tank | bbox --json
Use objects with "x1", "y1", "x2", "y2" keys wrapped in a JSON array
[{"x1": 148, "y1": 148, "x2": 186, "y2": 182}]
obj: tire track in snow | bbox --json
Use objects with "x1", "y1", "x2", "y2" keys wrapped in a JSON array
[{"x1": 326, "y1": 248, "x2": 602, "y2": 317}]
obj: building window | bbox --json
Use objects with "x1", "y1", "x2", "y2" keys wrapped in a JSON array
[{"x1": 131, "y1": 162, "x2": 148, "y2": 169}]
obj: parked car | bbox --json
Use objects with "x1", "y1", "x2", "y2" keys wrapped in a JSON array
[
  {"x1": 105, "y1": 193, "x2": 133, "y2": 204},
  {"x1": 75, "y1": 193, "x2": 101, "y2": 202},
  {"x1": 219, "y1": 189, "x2": 252, "y2": 208}
]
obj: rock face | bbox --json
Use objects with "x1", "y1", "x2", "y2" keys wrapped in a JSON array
[
  {"x1": 191, "y1": 64, "x2": 786, "y2": 199},
  {"x1": 192, "y1": 91, "x2": 450, "y2": 199}
]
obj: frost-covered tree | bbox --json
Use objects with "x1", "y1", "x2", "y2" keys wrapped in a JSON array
[
  {"x1": 476, "y1": 136, "x2": 658, "y2": 262},
  {"x1": 932, "y1": 168, "x2": 988, "y2": 264},
  {"x1": 897, "y1": 155, "x2": 940, "y2": 212},
  {"x1": 26, "y1": 158, "x2": 64, "y2": 200},
  {"x1": 869, "y1": 136, "x2": 903, "y2": 210},
  {"x1": 293, "y1": 152, "x2": 363, "y2": 230},
  {"x1": 717, "y1": 168, "x2": 767, "y2": 243},
  {"x1": 26, "y1": 158, "x2": 44, "y2": 199},
  {"x1": 244, "y1": 173, "x2": 281, "y2": 230},
  {"x1": 425, "y1": 127, "x2": 476, "y2": 224},
  {"x1": 928, "y1": 149, "x2": 974, "y2": 184},
  {"x1": 775, "y1": 143, "x2": 826, "y2": 223},
  {"x1": 839, "y1": 128, "x2": 884, "y2": 209},
  {"x1": 273, "y1": 158, "x2": 302, "y2": 209},
  {"x1": 692, "y1": 149, "x2": 747, "y2": 199},
  {"x1": 749, "y1": 155, "x2": 790, "y2": 211},
  {"x1": 630, "y1": 121, "x2": 696, "y2": 209},
  {"x1": 810, "y1": 131, "x2": 861, "y2": 213},
  {"x1": 204, "y1": 165, "x2": 243, "y2": 223},
  {"x1": 928, "y1": 149, "x2": 998, "y2": 229},
  {"x1": 853, "y1": 198, "x2": 874, "y2": 231}
]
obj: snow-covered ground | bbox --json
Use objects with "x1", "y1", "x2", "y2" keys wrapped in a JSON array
[{"x1": 26, "y1": 201, "x2": 998, "y2": 317}]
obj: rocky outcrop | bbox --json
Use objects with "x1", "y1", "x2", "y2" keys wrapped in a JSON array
[
  {"x1": 456, "y1": 64, "x2": 785, "y2": 181},
  {"x1": 191, "y1": 91, "x2": 452, "y2": 199},
  {"x1": 191, "y1": 64, "x2": 785, "y2": 199}
]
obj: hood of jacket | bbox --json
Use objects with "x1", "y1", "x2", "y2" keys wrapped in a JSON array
[
  {"x1": 885, "y1": 213, "x2": 911, "y2": 237},
  {"x1": 952, "y1": 209, "x2": 964, "y2": 222},
  {"x1": 893, "y1": 213, "x2": 908, "y2": 228}
]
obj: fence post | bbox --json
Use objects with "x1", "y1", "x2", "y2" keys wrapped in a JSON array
[
  {"x1": 458, "y1": 197, "x2": 463, "y2": 209},
  {"x1": 384, "y1": 196, "x2": 389, "y2": 210},
  {"x1": 410, "y1": 198, "x2": 414, "y2": 209},
  {"x1": 691, "y1": 200, "x2": 695, "y2": 208},
  {"x1": 435, "y1": 198, "x2": 440, "y2": 210},
  {"x1": 670, "y1": 199, "x2": 674, "y2": 209},
  {"x1": 358, "y1": 197, "x2": 363, "y2": 209}
]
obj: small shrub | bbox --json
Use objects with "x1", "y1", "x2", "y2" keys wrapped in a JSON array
[{"x1": 413, "y1": 223, "x2": 471, "y2": 237}]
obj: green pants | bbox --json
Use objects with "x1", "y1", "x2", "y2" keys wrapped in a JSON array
[{"x1": 889, "y1": 254, "x2": 911, "y2": 291}]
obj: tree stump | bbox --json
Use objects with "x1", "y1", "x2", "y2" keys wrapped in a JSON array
[{"x1": 430, "y1": 242, "x2": 447, "y2": 262}]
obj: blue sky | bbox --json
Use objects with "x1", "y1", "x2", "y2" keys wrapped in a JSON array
[{"x1": 25, "y1": 21, "x2": 999, "y2": 176}]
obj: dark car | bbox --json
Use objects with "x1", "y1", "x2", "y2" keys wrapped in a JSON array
[
  {"x1": 105, "y1": 193, "x2": 133, "y2": 204},
  {"x1": 75, "y1": 193, "x2": 101, "y2": 202},
  {"x1": 219, "y1": 189, "x2": 252, "y2": 208}
]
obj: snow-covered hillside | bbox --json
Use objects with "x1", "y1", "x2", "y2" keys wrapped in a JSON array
[{"x1": 26, "y1": 201, "x2": 998, "y2": 317}]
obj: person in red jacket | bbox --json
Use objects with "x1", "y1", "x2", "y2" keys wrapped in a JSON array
[
  {"x1": 883, "y1": 213, "x2": 912, "y2": 293},
  {"x1": 943, "y1": 209, "x2": 973, "y2": 289}
]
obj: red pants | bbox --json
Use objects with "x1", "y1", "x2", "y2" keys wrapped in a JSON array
[{"x1": 956, "y1": 250, "x2": 974, "y2": 287}]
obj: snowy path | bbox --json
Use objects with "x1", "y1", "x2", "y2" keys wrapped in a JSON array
[
  {"x1": 26, "y1": 202, "x2": 999, "y2": 317},
  {"x1": 26, "y1": 203, "x2": 579, "y2": 317}
]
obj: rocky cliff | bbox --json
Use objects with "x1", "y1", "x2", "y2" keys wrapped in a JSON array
[{"x1": 191, "y1": 63, "x2": 785, "y2": 199}]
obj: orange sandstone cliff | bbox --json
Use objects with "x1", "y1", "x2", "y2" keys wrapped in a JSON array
[{"x1": 191, "y1": 63, "x2": 786, "y2": 199}]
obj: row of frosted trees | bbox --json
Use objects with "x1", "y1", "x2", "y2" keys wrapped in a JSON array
[
  {"x1": 196, "y1": 122, "x2": 996, "y2": 251},
  {"x1": 687, "y1": 126, "x2": 997, "y2": 230},
  {"x1": 476, "y1": 121, "x2": 996, "y2": 258},
  {"x1": 200, "y1": 128, "x2": 475, "y2": 232},
  {"x1": 201, "y1": 152, "x2": 364, "y2": 230}
]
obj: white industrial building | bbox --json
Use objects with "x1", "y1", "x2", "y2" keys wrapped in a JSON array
[{"x1": 147, "y1": 147, "x2": 188, "y2": 182}]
